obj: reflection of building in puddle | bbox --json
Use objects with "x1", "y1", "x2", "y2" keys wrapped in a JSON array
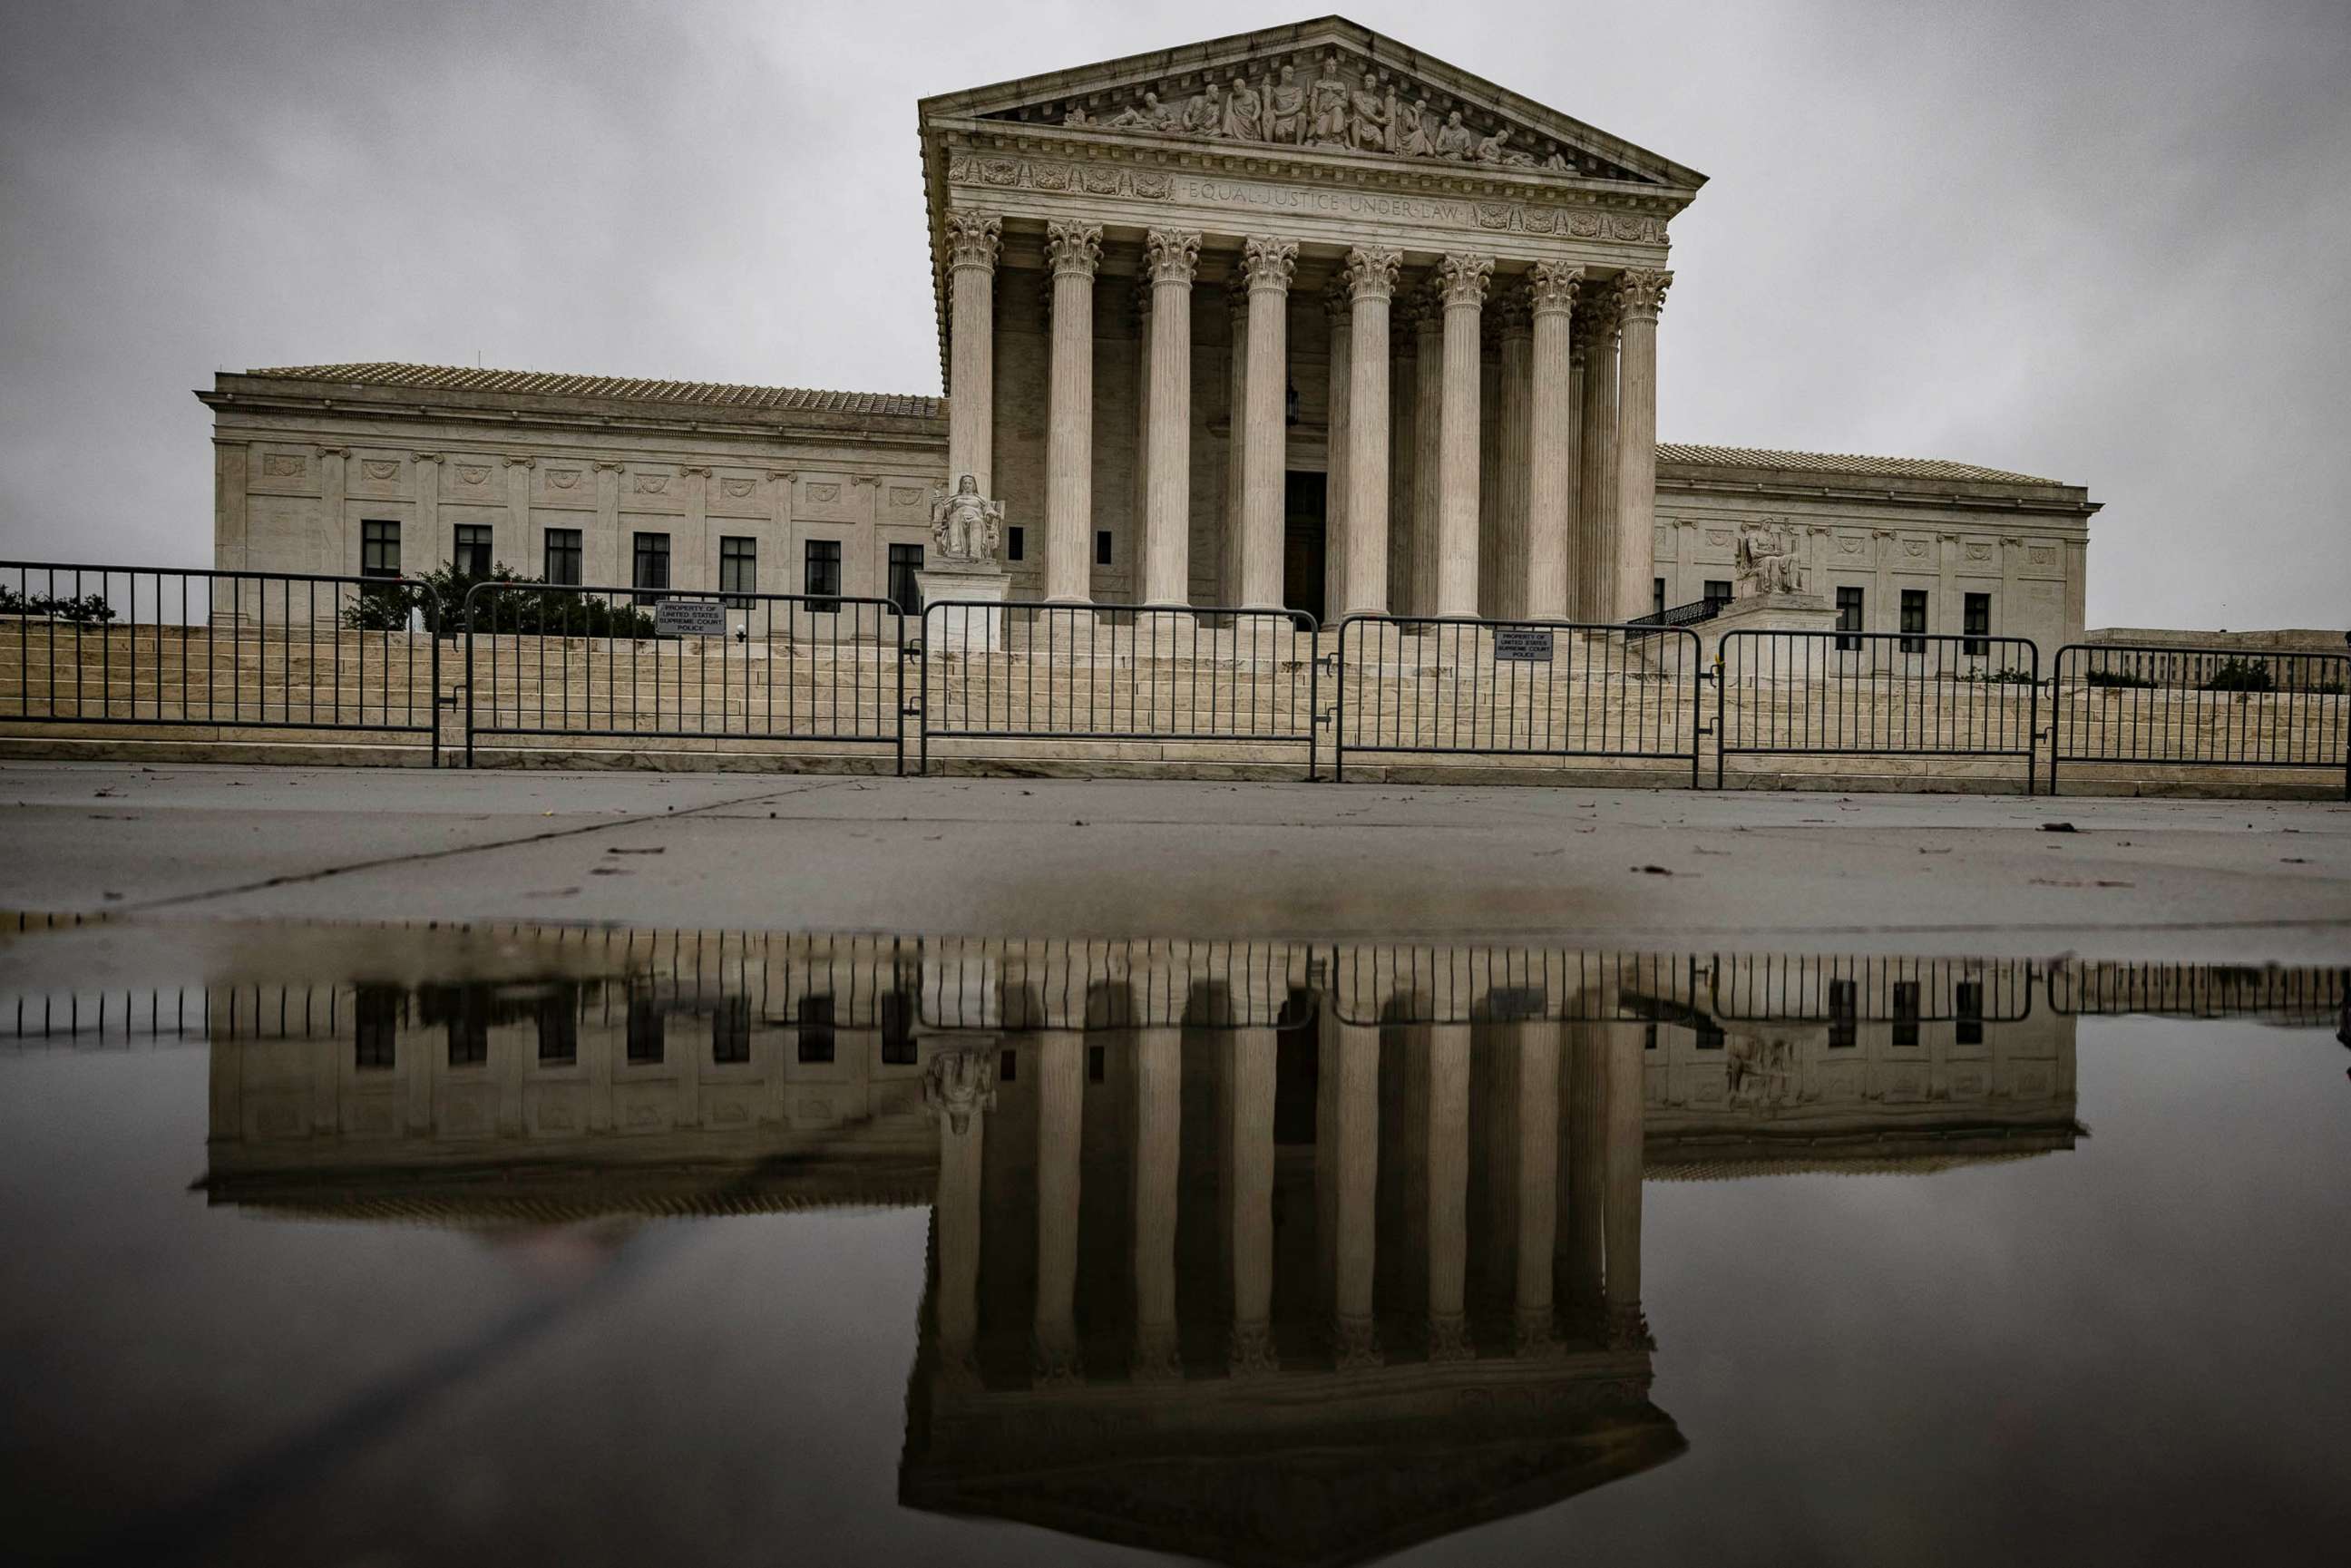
[{"x1": 16, "y1": 931, "x2": 2336, "y2": 1565}]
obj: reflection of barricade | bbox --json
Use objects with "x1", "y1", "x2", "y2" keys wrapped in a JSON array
[
  {"x1": 1332, "y1": 614, "x2": 1705, "y2": 785},
  {"x1": 2047, "y1": 642, "x2": 2350, "y2": 798},
  {"x1": 2048, "y1": 960, "x2": 2349, "y2": 1025},
  {"x1": 1709, "y1": 955, "x2": 2034, "y2": 1025},
  {"x1": 2, "y1": 560, "x2": 445, "y2": 764}
]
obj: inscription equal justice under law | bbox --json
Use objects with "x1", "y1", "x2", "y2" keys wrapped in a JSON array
[{"x1": 1176, "y1": 177, "x2": 1476, "y2": 224}]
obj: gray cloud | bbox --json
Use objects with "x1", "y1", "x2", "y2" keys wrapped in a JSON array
[{"x1": 2, "y1": 0, "x2": 2344, "y2": 626}]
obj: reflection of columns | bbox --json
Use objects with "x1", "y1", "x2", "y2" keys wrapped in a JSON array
[
  {"x1": 1034, "y1": 1033, "x2": 1084, "y2": 1382},
  {"x1": 1426, "y1": 1023, "x2": 1472, "y2": 1359},
  {"x1": 1042, "y1": 222, "x2": 1102, "y2": 604},
  {"x1": 925, "y1": 1048, "x2": 995, "y2": 1388},
  {"x1": 943, "y1": 210, "x2": 1000, "y2": 496},
  {"x1": 1573, "y1": 293, "x2": 1619, "y2": 622},
  {"x1": 1334, "y1": 1021, "x2": 1381, "y2": 1368},
  {"x1": 1237, "y1": 237, "x2": 1297, "y2": 610},
  {"x1": 1564, "y1": 1025, "x2": 1605, "y2": 1334},
  {"x1": 1493, "y1": 291, "x2": 1533, "y2": 618},
  {"x1": 1612, "y1": 269, "x2": 1672, "y2": 622},
  {"x1": 1143, "y1": 229, "x2": 1201, "y2": 607},
  {"x1": 1514, "y1": 1024, "x2": 1562, "y2": 1356},
  {"x1": 1344, "y1": 246, "x2": 1400, "y2": 618},
  {"x1": 1525, "y1": 264, "x2": 1581, "y2": 621},
  {"x1": 1322, "y1": 278, "x2": 1351, "y2": 622},
  {"x1": 1133, "y1": 1027, "x2": 1182, "y2": 1381},
  {"x1": 1227, "y1": 1027, "x2": 1278, "y2": 1375},
  {"x1": 1410, "y1": 288, "x2": 1444, "y2": 618},
  {"x1": 1603, "y1": 1023, "x2": 1651, "y2": 1349},
  {"x1": 1434, "y1": 254, "x2": 1492, "y2": 617},
  {"x1": 1222, "y1": 276, "x2": 1249, "y2": 606}
]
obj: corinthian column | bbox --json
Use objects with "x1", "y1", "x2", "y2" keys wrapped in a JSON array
[
  {"x1": 1227, "y1": 1027, "x2": 1278, "y2": 1375},
  {"x1": 1411, "y1": 286, "x2": 1444, "y2": 618},
  {"x1": 1573, "y1": 292, "x2": 1620, "y2": 622},
  {"x1": 1564, "y1": 1024, "x2": 1605, "y2": 1335},
  {"x1": 1042, "y1": 222, "x2": 1102, "y2": 604},
  {"x1": 1426, "y1": 1023, "x2": 1472, "y2": 1359},
  {"x1": 1143, "y1": 229, "x2": 1201, "y2": 607},
  {"x1": 925, "y1": 1049, "x2": 995, "y2": 1388},
  {"x1": 1525, "y1": 264, "x2": 1581, "y2": 621},
  {"x1": 1435, "y1": 254, "x2": 1493, "y2": 618},
  {"x1": 1223, "y1": 275, "x2": 1250, "y2": 605},
  {"x1": 1514, "y1": 1024, "x2": 1562, "y2": 1356},
  {"x1": 1344, "y1": 246, "x2": 1400, "y2": 618},
  {"x1": 1322, "y1": 278, "x2": 1351, "y2": 622},
  {"x1": 1612, "y1": 269, "x2": 1672, "y2": 622},
  {"x1": 1237, "y1": 237, "x2": 1297, "y2": 610},
  {"x1": 1133, "y1": 1026, "x2": 1182, "y2": 1381},
  {"x1": 943, "y1": 210, "x2": 1000, "y2": 496},
  {"x1": 1333, "y1": 1020, "x2": 1381, "y2": 1369},
  {"x1": 1494, "y1": 289, "x2": 1534, "y2": 619},
  {"x1": 1603, "y1": 1022, "x2": 1650, "y2": 1349},
  {"x1": 1034, "y1": 1032, "x2": 1084, "y2": 1382}
]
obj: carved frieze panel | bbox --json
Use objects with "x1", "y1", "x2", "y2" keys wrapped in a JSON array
[
  {"x1": 2028, "y1": 545, "x2": 2058, "y2": 566},
  {"x1": 807, "y1": 482, "x2": 841, "y2": 502},
  {"x1": 456, "y1": 463, "x2": 491, "y2": 485},
  {"x1": 1965, "y1": 541, "x2": 1994, "y2": 562},
  {"x1": 359, "y1": 459, "x2": 400, "y2": 482},
  {"x1": 260, "y1": 454, "x2": 306, "y2": 478},
  {"x1": 634, "y1": 473, "x2": 669, "y2": 495},
  {"x1": 1705, "y1": 528, "x2": 1734, "y2": 547},
  {"x1": 1836, "y1": 534, "x2": 1868, "y2": 556},
  {"x1": 545, "y1": 468, "x2": 582, "y2": 491},
  {"x1": 1903, "y1": 538, "x2": 1930, "y2": 560},
  {"x1": 720, "y1": 477, "x2": 756, "y2": 500}
]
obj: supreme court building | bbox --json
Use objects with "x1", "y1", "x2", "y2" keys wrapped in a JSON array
[{"x1": 200, "y1": 17, "x2": 2097, "y2": 653}]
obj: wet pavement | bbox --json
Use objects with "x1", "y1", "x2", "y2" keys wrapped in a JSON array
[{"x1": 2, "y1": 915, "x2": 2346, "y2": 1565}]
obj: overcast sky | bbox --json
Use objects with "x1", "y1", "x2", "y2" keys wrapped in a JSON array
[{"x1": 2, "y1": 0, "x2": 2344, "y2": 628}]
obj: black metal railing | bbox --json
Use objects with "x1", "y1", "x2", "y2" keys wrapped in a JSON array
[
  {"x1": 1708, "y1": 954, "x2": 2034, "y2": 1024},
  {"x1": 1332, "y1": 615, "x2": 1706, "y2": 785},
  {"x1": 2047, "y1": 641, "x2": 2350, "y2": 797},
  {"x1": 1630, "y1": 595, "x2": 1723, "y2": 629},
  {"x1": 2047, "y1": 960, "x2": 2348, "y2": 1024},
  {"x1": 1, "y1": 560, "x2": 444, "y2": 764},
  {"x1": 1715, "y1": 629, "x2": 2041, "y2": 792},
  {"x1": 917, "y1": 600, "x2": 1320, "y2": 778},
  {"x1": 463, "y1": 582, "x2": 905, "y2": 772}
]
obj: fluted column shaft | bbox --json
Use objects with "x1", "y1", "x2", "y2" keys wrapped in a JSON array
[
  {"x1": 1603, "y1": 1022, "x2": 1647, "y2": 1343},
  {"x1": 1495, "y1": 294, "x2": 1534, "y2": 619},
  {"x1": 1344, "y1": 247, "x2": 1400, "y2": 617},
  {"x1": 1426, "y1": 1023, "x2": 1471, "y2": 1356},
  {"x1": 1574, "y1": 297, "x2": 1620, "y2": 622},
  {"x1": 1565, "y1": 1025, "x2": 1605, "y2": 1327},
  {"x1": 1525, "y1": 265, "x2": 1581, "y2": 621},
  {"x1": 1143, "y1": 229, "x2": 1201, "y2": 607},
  {"x1": 1410, "y1": 297, "x2": 1444, "y2": 618},
  {"x1": 1514, "y1": 1024, "x2": 1562, "y2": 1347},
  {"x1": 931, "y1": 1058, "x2": 990, "y2": 1378},
  {"x1": 1130, "y1": 285, "x2": 1152, "y2": 593},
  {"x1": 1222, "y1": 278, "x2": 1249, "y2": 606},
  {"x1": 1043, "y1": 222, "x2": 1102, "y2": 604},
  {"x1": 1227, "y1": 1027, "x2": 1278, "y2": 1371},
  {"x1": 1238, "y1": 238, "x2": 1297, "y2": 610},
  {"x1": 1034, "y1": 1032, "x2": 1084, "y2": 1378},
  {"x1": 1435, "y1": 254, "x2": 1492, "y2": 618},
  {"x1": 1334, "y1": 1021, "x2": 1381, "y2": 1366},
  {"x1": 1612, "y1": 269, "x2": 1671, "y2": 621},
  {"x1": 943, "y1": 211, "x2": 1000, "y2": 497},
  {"x1": 1388, "y1": 307, "x2": 1417, "y2": 615},
  {"x1": 1133, "y1": 1026, "x2": 1182, "y2": 1378},
  {"x1": 1323, "y1": 282, "x2": 1351, "y2": 622}
]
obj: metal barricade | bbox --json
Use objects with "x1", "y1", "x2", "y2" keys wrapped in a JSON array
[
  {"x1": 1715, "y1": 628, "x2": 2040, "y2": 792},
  {"x1": 463, "y1": 582, "x2": 905, "y2": 771},
  {"x1": 1, "y1": 560, "x2": 444, "y2": 765},
  {"x1": 1332, "y1": 615, "x2": 1705, "y2": 785},
  {"x1": 2047, "y1": 959, "x2": 2347, "y2": 1024},
  {"x1": 2047, "y1": 641, "x2": 2349, "y2": 797},
  {"x1": 916, "y1": 600, "x2": 1320, "y2": 778}
]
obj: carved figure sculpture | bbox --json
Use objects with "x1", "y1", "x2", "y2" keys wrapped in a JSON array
[
  {"x1": 1107, "y1": 93, "x2": 1163, "y2": 130},
  {"x1": 1266, "y1": 63, "x2": 1307, "y2": 143},
  {"x1": 1223, "y1": 74, "x2": 1264, "y2": 141},
  {"x1": 1735, "y1": 521, "x2": 1805, "y2": 597},
  {"x1": 1398, "y1": 98, "x2": 1436, "y2": 157},
  {"x1": 1185, "y1": 83, "x2": 1224, "y2": 136},
  {"x1": 931, "y1": 473, "x2": 1004, "y2": 565},
  {"x1": 1309, "y1": 58, "x2": 1350, "y2": 146},
  {"x1": 923, "y1": 1049, "x2": 997, "y2": 1135},
  {"x1": 1348, "y1": 70, "x2": 1390, "y2": 151},
  {"x1": 1434, "y1": 110, "x2": 1478, "y2": 161}
]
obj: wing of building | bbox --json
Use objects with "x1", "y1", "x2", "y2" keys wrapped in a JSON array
[{"x1": 197, "y1": 15, "x2": 2097, "y2": 657}]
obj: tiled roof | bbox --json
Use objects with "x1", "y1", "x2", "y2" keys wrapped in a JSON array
[
  {"x1": 1657, "y1": 443, "x2": 2061, "y2": 486},
  {"x1": 243, "y1": 362, "x2": 942, "y2": 419}
]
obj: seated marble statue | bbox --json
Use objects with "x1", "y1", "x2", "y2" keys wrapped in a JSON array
[{"x1": 930, "y1": 474, "x2": 1004, "y2": 566}]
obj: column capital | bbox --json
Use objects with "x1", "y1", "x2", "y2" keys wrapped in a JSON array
[
  {"x1": 1344, "y1": 245, "x2": 1402, "y2": 304},
  {"x1": 502, "y1": 455, "x2": 534, "y2": 469},
  {"x1": 1496, "y1": 287, "x2": 1534, "y2": 341},
  {"x1": 1322, "y1": 275, "x2": 1351, "y2": 323},
  {"x1": 942, "y1": 209, "x2": 1001, "y2": 271},
  {"x1": 1224, "y1": 268, "x2": 1252, "y2": 317},
  {"x1": 1044, "y1": 220, "x2": 1103, "y2": 278},
  {"x1": 1527, "y1": 261, "x2": 1583, "y2": 317},
  {"x1": 1614, "y1": 267, "x2": 1673, "y2": 322},
  {"x1": 410, "y1": 450, "x2": 442, "y2": 464},
  {"x1": 317, "y1": 444, "x2": 349, "y2": 460},
  {"x1": 1145, "y1": 228, "x2": 1203, "y2": 285},
  {"x1": 1435, "y1": 252, "x2": 1494, "y2": 308},
  {"x1": 1571, "y1": 294, "x2": 1618, "y2": 358},
  {"x1": 923, "y1": 1048, "x2": 998, "y2": 1135},
  {"x1": 1240, "y1": 234, "x2": 1298, "y2": 294},
  {"x1": 678, "y1": 464, "x2": 712, "y2": 479},
  {"x1": 592, "y1": 459, "x2": 627, "y2": 472}
]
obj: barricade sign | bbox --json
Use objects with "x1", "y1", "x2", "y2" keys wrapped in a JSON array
[
  {"x1": 654, "y1": 600, "x2": 727, "y2": 638},
  {"x1": 1493, "y1": 628, "x2": 1555, "y2": 663}
]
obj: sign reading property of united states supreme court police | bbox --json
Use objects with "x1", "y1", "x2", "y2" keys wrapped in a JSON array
[
  {"x1": 654, "y1": 599, "x2": 728, "y2": 638},
  {"x1": 1493, "y1": 628, "x2": 1556, "y2": 662}
]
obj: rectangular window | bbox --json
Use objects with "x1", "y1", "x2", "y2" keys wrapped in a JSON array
[
  {"x1": 803, "y1": 540, "x2": 842, "y2": 612},
  {"x1": 454, "y1": 524, "x2": 493, "y2": 579},
  {"x1": 1095, "y1": 530, "x2": 1113, "y2": 567},
  {"x1": 1654, "y1": 577, "x2": 1666, "y2": 618},
  {"x1": 1964, "y1": 591, "x2": 1991, "y2": 657},
  {"x1": 1835, "y1": 586, "x2": 1865, "y2": 652},
  {"x1": 1087, "y1": 1043, "x2": 1107, "y2": 1083},
  {"x1": 1900, "y1": 589, "x2": 1929, "y2": 654},
  {"x1": 632, "y1": 532, "x2": 670, "y2": 605},
  {"x1": 997, "y1": 1047, "x2": 1018, "y2": 1083},
  {"x1": 536, "y1": 994, "x2": 577, "y2": 1064},
  {"x1": 1703, "y1": 579, "x2": 1732, "y2": 612},
  {"x1": 446, "y1": 1003, "x2": 487, "y2": 1067},
  {"x1": 719, "y1": 536, "x2": 756, "y2": 606},
  {"x1": 887, "y1": 542, "x2": 924, "y2": 618},
  {"x1": 543, "y1": 528, "x2": 583, "y2": 587},
  {"x1": 1828, "y1": 979, "x2": 1858, "y2": 1049},
  {"x1": 795, "y1": 994, "x2": 836, "y2": 1064},
  {"x1": 1956, "y1": 980, "x2": 1985, "y2": 1047},
  {"x1": 1006, "y1": 526, "x2": 1025, "y2": 562},
  {"x1": 881, "y1": 989, "x2": 918, "y2": 1066},
  {"x1": 355, "y1": 988, "x2": 399, "y2": 1070},
  {"x1": 712, "y1": 997, "x2": 751, "y2": 1065},
  {"x1": 1892, "y1": 981, "x2": 1921, "y2": 1047},
  {"x1": 360, "y1": 520, "x2": 401, "y2": 579},
  {"x1": 626, "y1": 994, "x2": 665, "y2": 1064}
]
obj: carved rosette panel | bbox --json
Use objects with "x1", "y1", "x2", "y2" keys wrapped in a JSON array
[
  {"x1": 1526, "y1": 260, "x2": 1581, "y2": 316},
  {"x1": 1344, "y1": 245, "x2": 1401, "y2": 304},
  {"x1": 942, "y1": 209, "x2": 1002, "y2": 272},
  {"x1": 1144, "y1": 228, "x2": 1202, "y2": 286},
  {"x1": 1436, "y1": 252, "x2": 1494, "y2": 308},
  {"x1": 1240, "y1": 235, "x2": 1298, "y2": 294},
  {"x1": 1043, "y1": 219, "x2": 1103, "y2": 278},
  {"x1": 1614, "y1": 267, "x2": 1672, "y2": 322}
]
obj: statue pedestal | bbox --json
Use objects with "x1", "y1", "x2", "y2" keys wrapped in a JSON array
[
  {"x1": 1700, "y1": 590, "x2": 1837, "y2": 668},
  {"x1": 918, "y1": 570, "x2": 1011, "y2": 654}
]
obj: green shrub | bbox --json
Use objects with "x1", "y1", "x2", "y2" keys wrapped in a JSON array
[
  {"x1": 1959, "y1": 666, "x2": 2036, "y2": 685},
  {"x1": 2085, "y1": 667, "x2": 2159, "y2": 689},
  {"x1": 0, "y1": 586, "x2": 118, "y2": 624},
  {"x1": 2203, "y1": 657, "x2": 2273, "y2": 693},
  {"x1": 340, "y1": 561, "x2": 658, "y2": 639}
]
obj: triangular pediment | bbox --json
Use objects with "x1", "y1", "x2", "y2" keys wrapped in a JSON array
[{"x1": 920, "y1": 15, "x2": 1704, "y2": 193}]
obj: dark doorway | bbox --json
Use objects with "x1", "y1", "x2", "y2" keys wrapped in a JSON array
[{"x1": 1283, "y1": 471, "x2": 1327, "y2": 623}]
